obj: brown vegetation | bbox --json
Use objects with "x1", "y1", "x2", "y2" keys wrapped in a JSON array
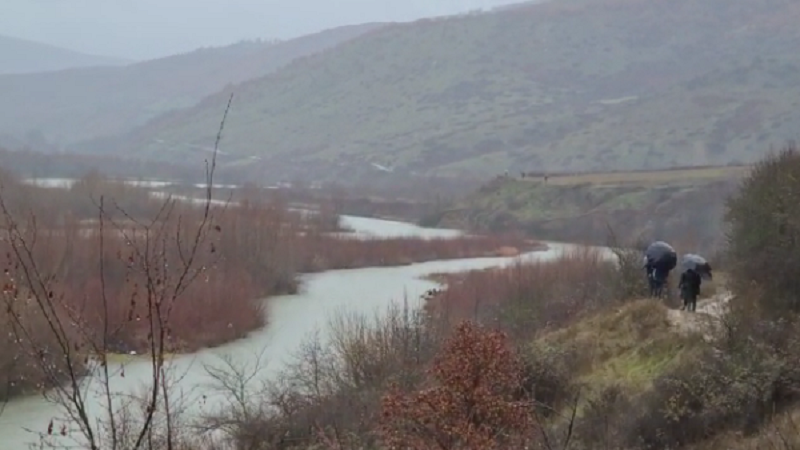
[
  {"x1": 428, "y1": 246, "x2": 643, "y2": 338},
  {"x1": 380, "y1": 322, "x2": 535, "y2": 450},
  {"x1": 0, "y1": 163, "x2": 539, "y2": 405}
]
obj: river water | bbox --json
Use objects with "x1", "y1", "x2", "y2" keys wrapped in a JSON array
[{"x1": 0, "y1": 214, "x2": 598, "y2": 448}]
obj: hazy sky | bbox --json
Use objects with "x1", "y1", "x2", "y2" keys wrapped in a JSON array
[{"x1": 2, "y1": 0, "x2": 522, "y2": 61}]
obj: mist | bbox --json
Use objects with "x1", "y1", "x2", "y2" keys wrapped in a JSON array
[{"x1": 2, "y1": 0, "x2": 521, "y2": 60}]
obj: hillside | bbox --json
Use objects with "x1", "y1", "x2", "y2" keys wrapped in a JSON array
[
  {"x1": 0, "y1": 34, "x2": 128, "y2": 75},
  {"x1": 0, "y1": 23, "x2": 383, "y2": 150},
  {"x1": 426, "y1": 166, "x2": 747, "y2": 253},
  {"x1": 90, "y1": 0, "x2": 800, "y2": 181}
]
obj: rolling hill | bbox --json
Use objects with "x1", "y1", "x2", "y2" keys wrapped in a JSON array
[
  {"x1": 0, "y1": 34, "x2": 128, "y2": 75},
  {"x1": 427, "y1": 166, "x2": 747, "y2": 253},
  {"x1": 88, "y1": 0, "x2": 800, "y2": 182},
  {"x1": 0, "y1": 23, "x2": 384, "y2": 150}
]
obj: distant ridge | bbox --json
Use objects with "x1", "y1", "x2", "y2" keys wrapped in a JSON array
[
  {"x1": 0, "y1": 22, "x2": 385, "y2": 150},
  {"x1": 0, "y1": 34, "x2": 129, "y2": 74}
]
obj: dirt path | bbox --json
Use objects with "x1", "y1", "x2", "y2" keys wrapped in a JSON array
[{"x1": 667, "y1": 291, "x2": 732, "y2": 341}]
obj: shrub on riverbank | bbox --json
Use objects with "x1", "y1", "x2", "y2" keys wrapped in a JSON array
[{"x1": 427, "y1": 245, "x2": 643, "y2": 338}]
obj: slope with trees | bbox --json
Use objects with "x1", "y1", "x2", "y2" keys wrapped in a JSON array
[
  {"x1": 425, "y1": 165, "x2": 748, "y2": 254},
  {"x1": 93, "y1": 0, "x2": 800, "y2": 182}
]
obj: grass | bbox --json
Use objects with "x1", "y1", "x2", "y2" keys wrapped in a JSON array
[
  {"x1": 536, "y1": 301, "x2": 699, "y2": 394},
  {"x1": 98, "y1": 0, "x2": 800, "y2": 182}
]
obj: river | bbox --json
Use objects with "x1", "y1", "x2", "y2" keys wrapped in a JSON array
[{"x1": 0, "y1": 213, "x2": 602, "y2": 448}]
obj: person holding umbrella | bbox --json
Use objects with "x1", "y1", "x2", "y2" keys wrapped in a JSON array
[
  {"x1": 644, "y1": 241, "x2": 678, "y2": 299},
  {"x1": 678, "y1": 254, "x2": 712, "y2": 312}
]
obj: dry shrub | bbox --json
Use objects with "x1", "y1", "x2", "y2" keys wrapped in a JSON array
[
  {"x1": 379, "y1": 321, "x2": 537, "y2": 450},
  {"x1": 28, "y1": 203, "x2": 271, "y2": 355},
  {"x1": 205, "y1": 303, "x2": 446, "y2": 450},
  {"x1": 0, "y1": 293, "x2": 82, "y2": 400},
  {"x1": 430, "y1": 246, "x2": 633, "y2": 338},
  {"x1": 606, "y1": 234, "x2": 650, "y2": 300},
  {"x1": 687, "y1": 407, "x2": 800, "y2": 450},
  {"x1": 570, "y1": 385, "x2": 636, "y2": 450},
  {"x1": 0, "y1": 178, "x2": 299, "y2": 360},
  {"x1": 0, "y1": 164, "x2": 541, "y2": 378},
  {"x1": 518, "y1": 340, "x2": 578, "y2": 418}
]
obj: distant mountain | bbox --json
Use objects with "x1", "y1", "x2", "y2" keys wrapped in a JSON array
[
  {"x1": 0, "y1": 23, "x2": 384, "y2": 149},
  {"x1": 0, "y1": 34, "x2": 129, "y2": 74},
  {"x1": 90, "y1": 0, "x2": 800, "y2": 182}
]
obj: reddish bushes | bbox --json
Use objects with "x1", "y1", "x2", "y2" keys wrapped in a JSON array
[
  {"x1": 0, "y1": 206, "x2": 267, "y2": 355},
  {"x1": 380, "y1": 321, "x2": 536, "y2": 450},
  {"x1": 428, "y1": 246, "x2": 634, "y2": 338},
  {"x1": 0, "y1": 167, "x2": 548, "y2": 400}
]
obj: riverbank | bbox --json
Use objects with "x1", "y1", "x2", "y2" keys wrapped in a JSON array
[
  {"x1": 0, "y1": 170, "x2": 546, "y2": 407},
  {"x1": 0, "y1": 212, "x2": 571, "y2": 449}
]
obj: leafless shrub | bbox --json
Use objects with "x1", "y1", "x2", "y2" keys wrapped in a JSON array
[
  {"x1": 0, "y1": 94, "x2": 233, "y2": 450},
  {"x1": 201, "y1": 301, "x2": 447, "y2": 450}
]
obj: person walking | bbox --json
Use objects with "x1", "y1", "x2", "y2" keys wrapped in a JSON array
[
  {"x1": 652, "y1": 267, "x2": 668, "y2": 299},
  {"x1": 644, "y1": 257, "x2": 656, "y2": 298},
  {"x1": 644, "y1": 241, "x2": 677, "y2": 300},
  {"x1": 679, "y1": 268, "x2": 702, "y2": 312}
]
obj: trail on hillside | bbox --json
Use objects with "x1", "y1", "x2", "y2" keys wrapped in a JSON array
[{"x1": 667, "y1": 291, "x2": 732, "y2": 341}]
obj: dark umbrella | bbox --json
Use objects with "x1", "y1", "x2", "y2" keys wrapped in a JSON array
[
  {"x1": 681, "y1": 253, "x2": 713, "y2": 279},
  {"x1": 645, "y1": 241, "x2": 678, "y2": 272}
]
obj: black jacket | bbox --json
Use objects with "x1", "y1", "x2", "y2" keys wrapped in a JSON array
[{"x1": 679, "y1": 270, "x2": 702, "y2": 296}]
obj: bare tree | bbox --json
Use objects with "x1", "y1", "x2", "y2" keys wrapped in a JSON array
[{"x1": 0, "y1": 94, "x2": 234, "y2": 450}]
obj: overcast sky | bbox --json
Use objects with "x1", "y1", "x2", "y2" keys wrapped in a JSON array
[{"x1": 1, "y1": 0, "x2": 523, "y2": 61}]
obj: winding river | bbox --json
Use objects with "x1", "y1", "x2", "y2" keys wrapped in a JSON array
[{"x1": 0, "y1": 213, "x2": 605, "y2": 448}]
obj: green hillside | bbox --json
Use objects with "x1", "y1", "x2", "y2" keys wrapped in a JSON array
[
  {"x1": 93, "y1": 0, "x2": 800, "y2": 181},
  {"x1": 0, "y1": 23, "x2": 382, "y2": 149},
  {"x1": 428, "y1": 166, "x2": 747, "y2": 253}
]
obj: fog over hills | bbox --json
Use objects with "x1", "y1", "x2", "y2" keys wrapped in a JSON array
[
  {"x1": 1, "y1": 0, "x2": 523, "y2": 60},
  {"x1": 0, "y1": 34, "x2": 129, "y2": 75},
  {"x1": 5, "y1": 0, "x2": 800, "y2": 186},
  {"x1": 0, "y1": 23, "x2": 383, "y2": 150}
]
